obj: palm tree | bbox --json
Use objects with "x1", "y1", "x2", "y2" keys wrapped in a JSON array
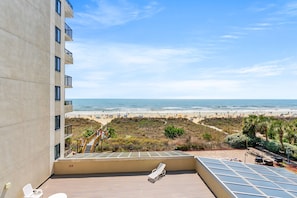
[
  {"x1": 286, "y1": 120, "x2": 297, "y2": 145},
  {"x1": 242, "y1": 115, "x2": 258, "y2": 138},
  {"x1": 257, "y1": 115, "x2": 270, "y2": 141},
  {"x1": 270, "y1": 120, "x2": 285, "y2": 151}
]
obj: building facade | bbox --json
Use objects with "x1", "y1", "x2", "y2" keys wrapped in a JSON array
[{"x1": 0, "y1": 0, "x2": 73, "y2": 197}]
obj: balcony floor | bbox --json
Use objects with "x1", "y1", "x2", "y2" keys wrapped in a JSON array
[{"x1": 40, "y1": 171, "x2": 214, "y2": 198}]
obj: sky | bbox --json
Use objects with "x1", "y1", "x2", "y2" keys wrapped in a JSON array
[{"x1": 65, "y1": 0, "x2": 297, "y2": 99}]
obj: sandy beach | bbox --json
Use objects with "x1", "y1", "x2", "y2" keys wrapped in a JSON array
[{"x1": 66, "y1": 109, "x2": 297, "y2": 125}]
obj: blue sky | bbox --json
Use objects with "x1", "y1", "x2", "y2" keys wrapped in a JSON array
[{"x1": 66, "y1": 0, "x2": 297, "y2": 99}]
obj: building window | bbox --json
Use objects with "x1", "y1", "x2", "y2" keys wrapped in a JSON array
[
  {"x1": 56, "y1": 0, "x2": 61, "y2": 15},
  {"x1": 55, "y1": 26, "x2": 61, "y2": 43},
  {"x1": 55, "y1": 56, "x2": 61, "y2": 72},
  {"x1": 55, "y1": 86, "x2": 61, "y2": 101},
  {"x1": 54, "y1": 143, "x2": 61, "y2": 160},
  {"x1": 55, "y1": 115, "x2": 61, "y2": 130}
]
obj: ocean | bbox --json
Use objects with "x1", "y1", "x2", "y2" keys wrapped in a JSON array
[{"x1": 71, "y1": 99, "x2": 297, "y2": 113}]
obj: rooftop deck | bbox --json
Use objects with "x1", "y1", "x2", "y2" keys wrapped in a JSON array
[
  {"x1": 40, "y1": 171, "x2": 215, "y2": 198},
  {"x1": 40, "y1": 151, "x2": 214, "y2": 197}
]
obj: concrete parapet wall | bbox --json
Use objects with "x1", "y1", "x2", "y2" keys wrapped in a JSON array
[{"x1": 54, "y1": 156, "x2": 195, "y2": 175}]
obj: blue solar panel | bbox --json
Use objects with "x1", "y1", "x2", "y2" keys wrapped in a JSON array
[
  {"x1": 288, "y1": 190, "x2": 297, "y2": 197},
  {"x1": 216, "y1": 174, "x2": 248, "y2": 184},
  {"x1": 234, "y1": 192, "x2": 266, "y2": 198},
  {"x1": 209, "y1": 167, "x2": 237, "y2": 176},
  {"x1": 263, "y1": 175, "x2": 291, "y2": 183},
  {"x1": 274, "y1": 182, "x2": 297, "y2": 192},
  {"x1": 246, "y1": 178, "x2": 279, "y2": 188},
  {"x1": 225, "y1": 183, "x2": 262, "y2": 195},
  {"x1": 197, "y1": 157, "x2": 297, "y2": 198},
  {"x1": 258, "y1": 187, "x2": 295, "y2": 198},
  {"x1": 235, "y1": 171, "x2": 265, "y2": 180},
  {"x1": 206, "y1": 163, "x2": 228, "y2": 170},
  {"x1": 230, "y1": 165, "x2": 252, "y2": 173}
]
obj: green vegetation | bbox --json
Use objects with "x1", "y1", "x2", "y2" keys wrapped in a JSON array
[
  {"x1": 65, "y1": 118, "x2": 102, "y2": 152},
  {"x1": 107, "y1": 127, "x2": 116, "y2": 138},
  {"x1": 66, "y1": 115, "x2": 297, "y2": 158},
  {"x1": 66, "y1": 118, "x2": 102, "y2": 138},
  {"x1": 75, "y1": 117, "x2": 232, "y2": 151},
  {"x1": 225, "y1": 115, "x2": 297, "y2": 160},
  {"x1": 164, "y1": 125, "x2": 184, "y2": 139},
  {"x1": 202, "y1": 133, "x2": 212, "y2": 141},
  {"x1": 83, "y1": 128, "x2": 95, "y2": 138},
  {"x1": 101, "y1": 137, "x2": 168, "y2": 152},
  {"x1": 224, "y1": 133, "x2": 250, "y2": 149}
]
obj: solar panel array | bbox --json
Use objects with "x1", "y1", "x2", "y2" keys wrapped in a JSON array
[
  {"x1": 67, "y1": 151, "x2": 191, "y2": 159},
  {"x1": 198, "y1": 157, "x2": 297, "y2": 198}
]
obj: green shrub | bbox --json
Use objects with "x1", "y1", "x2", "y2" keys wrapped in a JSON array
[
  {"x1": 164, "y1": 125, "x2": 184, "y2": 139},
  {"x1": 107, "y1": 127, "x2": 117, "y2": 138},
  {"x1": 263, "y1": 140, "x2": 281, "y2": 153},
  {"x1": 176, "y1": 143, "x2": 206, "y2": 151},
  {"x1": 224, "y1": 133, "x2": 249, "y2": 149},
  {"x1": 83, "y1": 129, "x2": 94, "y2": 138},
  {"x1": 203, "y1": 133, "x2": 212, "y2": 141}
]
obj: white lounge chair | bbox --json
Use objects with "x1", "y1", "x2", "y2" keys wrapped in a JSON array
[
  {"x1": 23, "y1": 183, "x2": 43, "y2": 198},
  {"x1": 148, "y1": 163, "x2": 166, "y2": 183}
]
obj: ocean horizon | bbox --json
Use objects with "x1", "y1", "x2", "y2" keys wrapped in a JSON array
[{"x1": 70, "y1": 99, "x2": 297, "y2": 113}]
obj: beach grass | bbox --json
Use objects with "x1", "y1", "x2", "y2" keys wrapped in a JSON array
[{"x1": 66, "y1": 117, "x2": 240, "y2": 152}]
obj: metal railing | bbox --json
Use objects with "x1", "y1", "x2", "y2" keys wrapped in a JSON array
[
  {"x1": 65, "y1": 0, "x2": 73, "y2": 10},
  {"x1": 65, "y1": 23, "x2": 72, "y2": 40},
  {"x1": 64, "y1": 100, "x2": 72, "y2": 106},
  {"x1": 64, "y1": 124, "x2": 72, "y2": 137},
  {"x1": 64, "y1": 75, "x2": 72, "y2": 87},
  {"x1": 65, "y1": 48, "x2": 73, "y2": 57}
]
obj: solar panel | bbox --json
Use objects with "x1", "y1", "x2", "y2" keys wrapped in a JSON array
[
  {"x1": 197, "y1": 157, "x2": 297, "y2": 198},
  {"x1": 67, "y1": 151, "x2": 192, "y2": 159}
]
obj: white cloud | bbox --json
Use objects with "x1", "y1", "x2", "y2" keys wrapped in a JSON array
[
  {"x1": 237, "y1": 65, "x2": 282, "y2": 76},
  {"x1": 76, "y1": 79, "x2": 243, "y2": 99},
  {"x1": 68, "y1": 41, "x2": 207, "y2": 74},
  {"x1": 66, "y1": 1, "x2": 297, "y2": 99},
  {"x1": 244, "y1": 26, "x2": 267, "y2": 31},
  {"x1": 255, "y1": 23, "x2": 271, "y2": 27},
  {"x1": 250, "y1": 3, "x2": 276, "y2": 12},
  {"x1": 72, "y1": 80, "x2": 100, "y2": 88},
  {"x1": 154, "y1": 79, "x2": 242, "y2": 92},
  {"x1": 219, "y1": 57, "x2": 297, "y2": 79},
  {"x1": 226, "y1": 58, "x2": 295, "y2": 77},
  {"x1": 75, "y1": 0, "x2": 163, "y2": 27},
  {"x1": 281, "y1": 2, "x2": 297, "y2": 17},
  {"x1": 220, "y1": 34, "x2": 240, "y2": 39}
]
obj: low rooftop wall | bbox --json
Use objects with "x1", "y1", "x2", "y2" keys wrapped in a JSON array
[{"x1": 54, "y1": 156, "x2": 195, "y2": 175}]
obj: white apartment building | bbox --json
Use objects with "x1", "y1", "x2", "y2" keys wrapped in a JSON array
[{"x1": 0, "y1": 0, "x2": 73, "y2": 197}]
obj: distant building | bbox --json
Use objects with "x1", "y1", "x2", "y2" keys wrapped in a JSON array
[{"x1": 0, "y1": 0, "x2": 73, "y2": 197}]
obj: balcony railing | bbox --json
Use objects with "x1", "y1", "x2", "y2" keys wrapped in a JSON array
[
  {"x1": 66, "y1": 0, "x2": 73, "y2": 10},
  {"x1": 65, "y1": 48, "x2": 73, "y2": 64},
  {"x1": 64, "y1": 75, "x2": 72, "y2": 88},
  {"x1": 64, "y1": 100, "x2": 73, "y2": 113},
  {"x1": 64, "y1": 100, "x2": 72, "y2": 106},
  {"x1": 65, "y1": 48, "x2": 72, "y2": 57},
  {"x1": 65, "y1": 0, "x2": 73, "y2": 18},
  {"x1": 65, "y1": 23, "x2": 73, "y2": 41},
  {"x1": 64, "y1": 124, "x2": 73, "y2": 138}
]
